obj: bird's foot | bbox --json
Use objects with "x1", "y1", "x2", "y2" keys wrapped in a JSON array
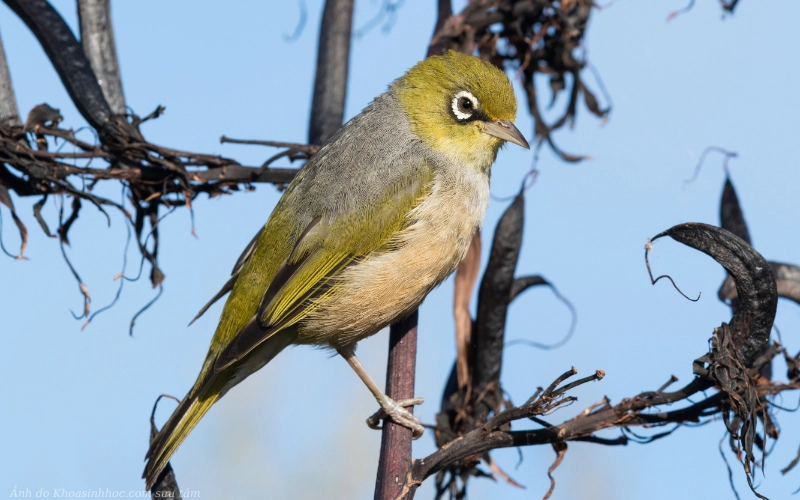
[{"x1": 366, "y1": 397, "x2": 424, "y2": 439}]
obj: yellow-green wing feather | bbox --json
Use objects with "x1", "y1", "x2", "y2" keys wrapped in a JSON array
[{"x1": 213, "y1": 161, "x2": 435, "y2": 371}]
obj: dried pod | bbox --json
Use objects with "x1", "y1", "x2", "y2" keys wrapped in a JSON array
[
  {"x1": 720, "y1": 261, "x2": 800, "y2": 307},
  {"x1": 473, "y1": 190, "x2": 525, "y2": 411},
  {"x1": 651, "y1": 223, "x2": 777, "y2": 366},
  {"x1": 719, "y1": 176, "x2": 751, "y2": 245}
]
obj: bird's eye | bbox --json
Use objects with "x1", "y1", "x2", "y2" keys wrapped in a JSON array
[{"x1": 451, "y1": 90, "x2": 478, "y2": 121}]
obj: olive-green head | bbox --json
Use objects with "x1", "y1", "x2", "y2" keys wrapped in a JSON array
[{"x1": 392, "y1": 50, "x2": 529, "y2": 169}]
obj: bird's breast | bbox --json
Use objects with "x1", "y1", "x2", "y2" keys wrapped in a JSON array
[{"x1": 297, "y1": 168, "x2": 490, "y2": 348}]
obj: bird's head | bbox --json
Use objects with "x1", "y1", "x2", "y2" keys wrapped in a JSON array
[{"x1": 392, "y1": 50, "x2": 529, "y2": 171}]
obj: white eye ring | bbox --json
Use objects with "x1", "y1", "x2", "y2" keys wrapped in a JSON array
[{"x1": 452, "y1": 90, "x2": 478, "y2": 120}]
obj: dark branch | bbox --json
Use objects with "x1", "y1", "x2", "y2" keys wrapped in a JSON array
[
  {"x1": 375, "y1": 311, "x2": 419, "y2": 500},
  {"x1": 308, "y1": 0, "x2": 354, "y2": 146},
  {"x1": 404, "y1": 370, "x2": 729, "y2": 498},
  {"x1": 4, "y1": 0, "x2": 113, "y2": 132}
]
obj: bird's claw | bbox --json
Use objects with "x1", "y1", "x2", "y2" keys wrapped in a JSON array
[{"x1": 366, "y1": 397, "x2": 425, "y2": 439}]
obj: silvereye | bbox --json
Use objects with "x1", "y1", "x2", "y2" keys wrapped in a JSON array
[{"x1": 144, "y1": 50, "x2": 528, "y2": 489}]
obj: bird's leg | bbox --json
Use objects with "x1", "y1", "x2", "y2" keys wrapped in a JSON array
[{"x1": 337, "y1": 344, "x2": 424, "y2": 439}]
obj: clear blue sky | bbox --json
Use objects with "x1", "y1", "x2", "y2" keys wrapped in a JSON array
[{"x1": 2, "y1": 1, "x2": 800, "y2": 499}]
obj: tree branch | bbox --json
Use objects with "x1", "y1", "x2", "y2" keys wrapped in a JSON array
[
  {"x1": 308, "y1": 0, "x2": 354, "y2": 146},
  {"x1": 375, "y1": 311, "x2": 419, "y2": 500},
  {"x1": 4, "y1": 0, "x2": 112, "y2": 132},
  {"x1": 0, "y1": 29, "x2": 20, "y2": 128},
  {"x1": 78, "y1": 0, "x2": 126, "y2": 114}
]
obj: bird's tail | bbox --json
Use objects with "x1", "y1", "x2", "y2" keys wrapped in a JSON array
[
  {"x1": 143, "y1": 330, "x2": 294, "y2": 490},
  {"x1": 143, "y1": 386, "x2": 218, "y2": 491}
]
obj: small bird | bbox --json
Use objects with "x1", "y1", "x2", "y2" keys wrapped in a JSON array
[{"x1": 143, "y1": 50, "x2": 528, "y2": 489}]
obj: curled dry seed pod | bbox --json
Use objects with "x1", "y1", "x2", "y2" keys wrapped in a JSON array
[
  {"x1": 435, "y1": 190, "x2": 525, "y2": 479},
  {"x1": 472, "y1": 190, "x2": 525, "y2": 413},
  {"x1": 771, "y1": 263, "x2": 800, "y2": 305},
  {"x1": 720, "y1": 262, "x2": 800, "y2": 307},
  {"x1": 719, "y1": 176, "x2": 751, "y2": 245},
  {"x1": 717, "y1": 175, "x2": 751, "y2": 309},
  {"x1": 651, "y1": 223, "x2": 777, "y2": 367},
  {"x1": 693, "y1": 323, "x2": 765, "y2": 497}
]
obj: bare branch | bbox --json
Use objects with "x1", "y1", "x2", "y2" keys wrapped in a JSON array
[
  {"x1": 402, "y1": 370, "x2": 733, "y2": 499},
  {"x1": 78, "y1": 0, "x2": 126, "y2": 114},
  {"x1": 0, "y1": 29, "x2": 21, "y2": 127},
  {"x1": 219, "y1": 136, "x2": 319, "y2": 153},
  {"x1": 308, "y1": 0, "x2": 354, "y2": 146},
  {"x1": 374, "y1": 311, "x2": 418, "y2": 500}
]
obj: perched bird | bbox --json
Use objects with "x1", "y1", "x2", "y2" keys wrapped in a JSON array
[{"x1": 143, "y1": 50, "x2": 528, "y2": 489}]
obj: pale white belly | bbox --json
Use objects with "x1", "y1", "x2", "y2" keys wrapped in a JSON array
[{"x1": 296, "y1": 171, "x2": 489, "y2": 348}]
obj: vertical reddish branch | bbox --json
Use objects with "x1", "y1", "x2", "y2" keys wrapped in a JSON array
[
  {"x1": 374, "y1": 3, "x2": 456, "y2": 499},
  {"x1": 374, "y1": 310, "x2": 418, "y2": 500}
]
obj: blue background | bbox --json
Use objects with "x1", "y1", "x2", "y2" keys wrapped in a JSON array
[{"x1": 2, "y1": 1, "x2": 800, "y2": 499}]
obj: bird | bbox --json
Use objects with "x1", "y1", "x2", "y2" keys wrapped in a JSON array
[{"x1": 143, "y1": 50, "x2": 529, "y2": 489}]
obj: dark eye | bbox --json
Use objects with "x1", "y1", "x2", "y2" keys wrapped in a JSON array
[{"x1": 451, "y1": 91, "x2": 479, "y2": 120}]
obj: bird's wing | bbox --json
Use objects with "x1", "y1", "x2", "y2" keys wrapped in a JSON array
[
  {"x1": 188, "y1": 226, "x2": 264, "y2": 326},
  {"x1": 213, "y1": 161, "x2": 434, "y2": 371}
]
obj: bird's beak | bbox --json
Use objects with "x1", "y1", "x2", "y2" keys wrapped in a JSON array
[{"x1": 482, "y1": 120, "x2": 530, "y2": 149}]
